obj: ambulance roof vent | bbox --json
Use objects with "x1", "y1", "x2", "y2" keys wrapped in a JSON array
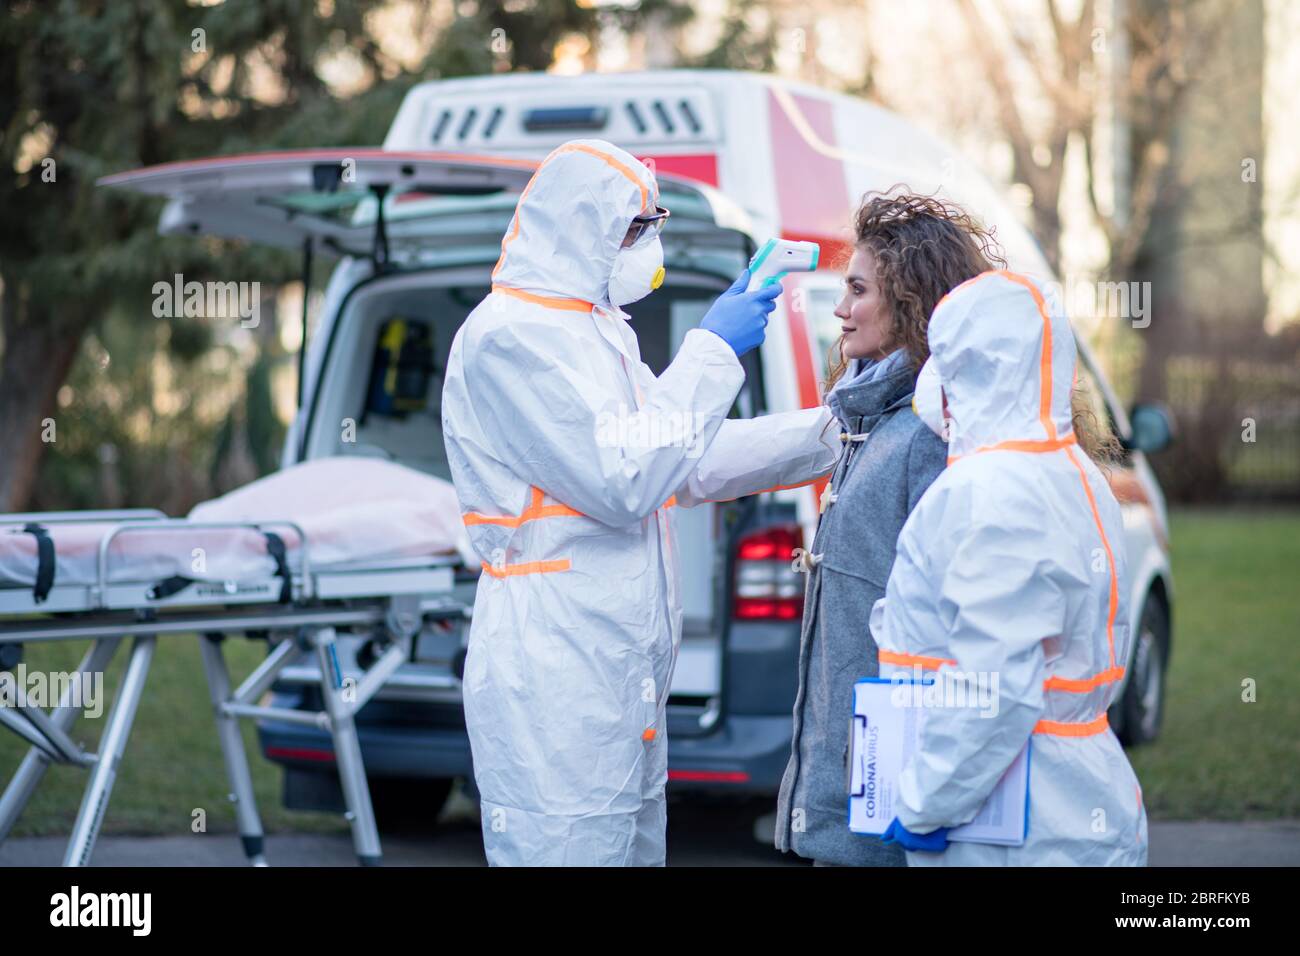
[
  {"x1": 677, "y1": 99, "x2": 703, "y2": 134},
  {"x1": 623, "y1": 96, "x2": 711, "y2": 139},
  {"x1": 430, "y1": 104, "x2": 508, "y2": 144}
]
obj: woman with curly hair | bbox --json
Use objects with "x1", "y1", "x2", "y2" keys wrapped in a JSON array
[{"x1": 773, "y1": 190, "x2": 1004, "y2": 867}]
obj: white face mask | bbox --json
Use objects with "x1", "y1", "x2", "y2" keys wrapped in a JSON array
[
  {"x1": 911, "y1": 356, "x2": 948, "y2": 441},
  {"x1": 608, "y1": 236, "x2": 665, "y2": 306}
]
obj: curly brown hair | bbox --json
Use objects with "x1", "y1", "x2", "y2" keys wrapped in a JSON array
[
  {"x1": 825, "y1": 189, "x2": 1006, "y2": 391},
  {"x1": 826, "y1": 189, "x2": 1121, "y2": 465},
  {"x1": 1070, "y1": 379, "x2": 1125, "y2": 468}
]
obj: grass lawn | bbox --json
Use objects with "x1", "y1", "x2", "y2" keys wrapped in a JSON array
[
  {"x1": 1, "y1": 507, "x2": 1297, "y2": 838},
  {"x1": 1126, "y1": 508, "x2": 1300, "y2": 820}
]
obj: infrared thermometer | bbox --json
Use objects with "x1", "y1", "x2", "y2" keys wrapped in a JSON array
[{"x1": 745, "y1": 238, "x2": 821, "y2": 292}]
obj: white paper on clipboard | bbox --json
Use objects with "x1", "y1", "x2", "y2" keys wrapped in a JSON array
[{"x1": 847, "y1": 677, "x2": 1030, "y2": 847}]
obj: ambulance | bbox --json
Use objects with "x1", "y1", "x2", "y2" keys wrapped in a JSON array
[{"x1": 102, "y1": 70, "x2": 1174, "y2": 821}]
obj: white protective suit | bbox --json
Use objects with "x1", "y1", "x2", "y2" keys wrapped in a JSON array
[
  {"x1": 873, "y1": 270, "x2": 1149, "y2": 866},
  {"x1": 441, "y1": 139, "x2": 838, "y2": 866}
]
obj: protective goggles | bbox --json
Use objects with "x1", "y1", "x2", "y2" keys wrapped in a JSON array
[{"x1": 623, "y1": 205, "x2": 671, "y2": 247}]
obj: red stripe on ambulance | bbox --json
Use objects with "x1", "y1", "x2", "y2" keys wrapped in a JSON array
[{"x1": 769, "y1": 90, "x2": 851, "y2": 508}]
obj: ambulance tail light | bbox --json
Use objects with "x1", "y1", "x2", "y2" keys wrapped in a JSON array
[{"x1": 733, "y1": 524, "x2": 804, "y2": 621}]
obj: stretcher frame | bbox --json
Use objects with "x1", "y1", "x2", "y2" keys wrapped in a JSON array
[{"x1": 0, "y1": 510, "x2": 468, "y2": 867}]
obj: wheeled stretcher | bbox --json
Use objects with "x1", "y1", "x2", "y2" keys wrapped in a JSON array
[{"x1": 0, "y1": 501, "x2": 470, "y2": 867}]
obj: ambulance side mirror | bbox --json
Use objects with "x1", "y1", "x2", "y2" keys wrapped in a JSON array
[{"x1": 1124, "y1": 403, "x2": 1174, "y2": 454}]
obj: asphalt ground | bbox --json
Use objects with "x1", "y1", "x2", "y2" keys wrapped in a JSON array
[{"x1": 3, "y1": 790, "x2": 1297, "y2": 866}]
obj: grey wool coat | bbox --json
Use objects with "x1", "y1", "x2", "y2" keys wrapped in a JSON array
[{"x1": 774, "y1": 361, "x2": 947, "y2": 866}]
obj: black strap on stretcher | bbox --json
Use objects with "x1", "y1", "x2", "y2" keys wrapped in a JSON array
[
  {"x1": 262, "y1": 531, "x2": 292, "y2": 603},
  {"x1": 22, "y1": 523, "x2": 55, "y2": 604},
  {"x1": 145, "y1": 531, "x2": 292, "y2": 604},
  {"x1": 147, "y1": 575, "x2": 193, "y2": 600}
]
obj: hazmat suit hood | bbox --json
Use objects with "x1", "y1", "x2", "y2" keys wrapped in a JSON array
[
  {"x1": 927, "y1": 270, "x2": 1075, "y2": 458},
  {"x1": 490, "y1": 139, "x2": 659, "y2": 308}
]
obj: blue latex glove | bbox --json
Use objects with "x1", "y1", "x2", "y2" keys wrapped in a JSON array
[
  {"x1": 881, "y1": 817, "x2": 950, "y2": 852},
  {"x1": 699, "y1": 269, "x2": 783, "y2": 358}
]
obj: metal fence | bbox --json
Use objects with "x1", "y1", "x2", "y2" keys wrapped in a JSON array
[{"x1": 1158, "y1": 355, "x2": 1300, "y2": 502}]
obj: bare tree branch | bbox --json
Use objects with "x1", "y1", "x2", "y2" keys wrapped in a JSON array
[{"x1": 956, "y1": 0, "x2": 1052, "y2": 204}]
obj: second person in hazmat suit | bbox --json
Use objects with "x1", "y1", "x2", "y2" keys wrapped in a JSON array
[
  {"x1": 873, "y1": 270, "x2": 1148, "y2": 865},
  {"x1": 441, "y1": 140, "x2": 839, "y2": 866}
]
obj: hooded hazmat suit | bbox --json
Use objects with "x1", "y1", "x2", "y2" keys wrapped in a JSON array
[
  {"x1": 873, "y1": 270, "x2": 1149, "y2": 866},
  {"x1": 441, "y1": 140, "x2": 838, "y2": 866}
]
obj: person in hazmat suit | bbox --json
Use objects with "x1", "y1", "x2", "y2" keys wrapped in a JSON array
[
  {"x1": 873, "y1": 269, "x2": 1149, "y2": 866},
  {"x1": 441, "y1": 140, "x2": 839, "y2": 866}
]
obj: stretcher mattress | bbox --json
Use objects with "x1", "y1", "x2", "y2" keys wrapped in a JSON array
[{"x1": 0, "y1": 457, "x2": 474, "y2": 591}]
